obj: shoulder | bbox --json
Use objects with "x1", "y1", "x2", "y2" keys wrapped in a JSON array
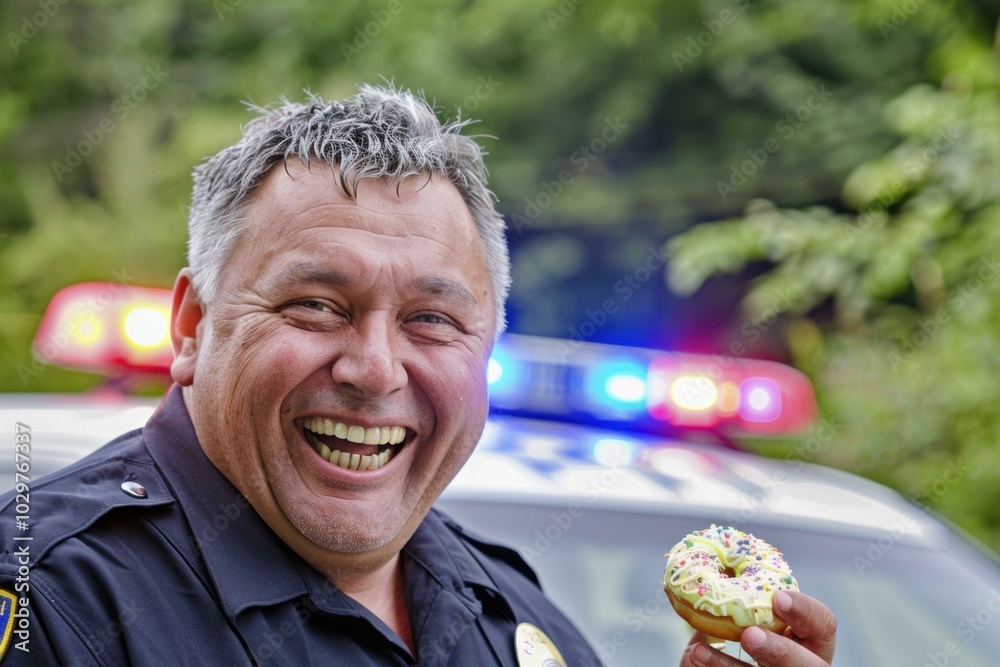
[
  {"x1": 0, "y1": 429, "x2": 176, "y2": 572},
  {"x1": 0, "y1": 429, "x2": 186, "y2": 665}
]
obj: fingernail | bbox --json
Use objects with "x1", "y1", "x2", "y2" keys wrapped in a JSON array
[
  {"x1": 746, "y1": 626, "x2": 767, "y2": 648},
  {"x1": 774, "y1": 590, "x2": 792, "y2": 612},
  {"x1": 690, "y1": 642, "x2": 712, "y2": 664}
]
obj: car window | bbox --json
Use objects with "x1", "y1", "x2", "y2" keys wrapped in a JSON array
[{"x1": 437, "y1": 499, "x2": 1000, "y2": 666}]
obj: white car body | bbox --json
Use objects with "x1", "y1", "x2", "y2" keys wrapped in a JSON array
[{"x1": 4, "y1": 394, "x2": 998, "y2": 666}]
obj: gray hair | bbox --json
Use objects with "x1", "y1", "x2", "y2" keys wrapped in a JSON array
[{"x1": 187, "y1": 84, "x2": 511, "y2": 334}]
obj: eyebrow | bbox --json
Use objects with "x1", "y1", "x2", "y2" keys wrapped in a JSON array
[
  {"x1": 410, "y1": 275, "x2": 479, "y2": 307},
  {"x1": 269, "y1": 263, "x2": 478, "y2": 306},
  {"x1": 271, "y1": 263, "x2": 353, "y2": 289}
]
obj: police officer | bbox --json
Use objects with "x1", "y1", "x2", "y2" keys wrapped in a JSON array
[{"x1": 0, "y1": 86, "x2": 836, "y2": 666}]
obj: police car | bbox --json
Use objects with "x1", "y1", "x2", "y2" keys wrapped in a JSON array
[{"x1": 4, "y1": 283, "x2": 1000, "y2": 666}]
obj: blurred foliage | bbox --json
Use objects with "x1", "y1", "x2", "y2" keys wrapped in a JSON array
[
  {"x1": 669, "y1": 3, "x2": 1000, "y2": 552},
  {"x1": 1, "y1": 0, "x2": 939, "y2": 388},
  {"x1": 3, "y1": 0, "x2": 1000, "y2": 549}
]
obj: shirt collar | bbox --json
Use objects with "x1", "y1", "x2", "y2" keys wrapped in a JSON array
[
  {"x1": 143, "y1": 386, "x2": 502, "y2": 620},
  {"x1": 143, "y1": 386, "x2": 316, "y2": 619},
  {"x1": 404, "y1": 509, "x2": 501, "y2": 607}
]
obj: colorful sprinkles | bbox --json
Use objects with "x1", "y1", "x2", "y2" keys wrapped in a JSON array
[{"x1": 663, "y1": 524, "x2": 799, "y2": 627}]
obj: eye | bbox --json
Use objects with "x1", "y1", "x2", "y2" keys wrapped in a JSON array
[
  {"x1": 410, "y1": 312, "x2": 445, "y2": 325},
  {"x1": 296, "y1": 300, "x2": 333, "y2": 313},
  {"x1": 280, "y1": 299, "x2": 344, "y2": 323},
  {"x1": 406, "y1": 312, "x2": 464, "y2": 334}
]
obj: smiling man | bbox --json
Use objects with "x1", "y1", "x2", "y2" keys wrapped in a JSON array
[
  {"x1": 0, "y1": 86, "x2": 835, "y2": 666},
  {"x1": 0, "y1": 86, "x2": 601, "y2": 666},
  {"x1": 171, "y1": 156, "x2": 502, "y2": 652}
]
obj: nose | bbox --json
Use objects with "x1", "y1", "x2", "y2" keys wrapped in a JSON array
[{"x1": 330, "y1": 315, "x2": 407, "y2": 399}]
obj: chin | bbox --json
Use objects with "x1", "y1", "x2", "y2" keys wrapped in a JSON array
[{"x1": 284, "y1": 497, "x2": 410, "y2": 556}]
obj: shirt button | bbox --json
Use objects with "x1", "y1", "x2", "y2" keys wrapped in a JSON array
[{"x1": 121, "y1": 481, "x2": 148, "y2": 498}]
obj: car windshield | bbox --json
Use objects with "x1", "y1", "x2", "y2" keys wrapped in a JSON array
[{"x1": 437, "y1": 499, "x2": 1000, "y2": 666}]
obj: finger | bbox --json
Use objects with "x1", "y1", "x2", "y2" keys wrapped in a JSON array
[
  {"x1": 769, "y1": 590, "x2": 837, "y2": 662},
  {"x1": 740, "y1": 626, "x2": 830, "y2": 667},
  {"x1": 680, "y1": 635, "x2": 752, "y2": 667}
]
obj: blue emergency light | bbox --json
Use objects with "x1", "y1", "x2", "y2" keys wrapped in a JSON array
[{"x1": 487, "y1": 335, "x2": 816, "y2": 436}]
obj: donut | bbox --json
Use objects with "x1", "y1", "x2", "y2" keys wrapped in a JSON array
[{"x1": 663, "y1": 525, "x2": 799, "y2": 642}]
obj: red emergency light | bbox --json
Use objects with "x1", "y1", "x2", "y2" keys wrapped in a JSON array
[
  {"x1": 487, "y1": 335, "x2": 818, "y2": 437},
  {"x1": 32, "y1": 282, "x2": 174, "y2": 376}
]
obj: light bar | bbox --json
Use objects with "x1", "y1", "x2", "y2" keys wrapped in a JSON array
[
  {"x1": 738, "y1": 377, "x2": 782, "y2": 423},
  {"x1": 669, "y1": 376, "x2": 717, "y2": 411},
  {"x1": 584, "y1": 358, "x2": 648, "y2": 419},
  {"x1": 34, "y1": 284, "x2": 819, "y2": 437},
  {"x1": 488, "y1": 335, "x2": 818, "y2": 437},
  {"x1": 33, "y1": 282, "x2": 174, "y2": 376}
]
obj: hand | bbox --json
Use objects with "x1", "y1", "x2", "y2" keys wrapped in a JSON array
[{"x1": 678, "y1": 590, "x2": 837, "y2": 666}]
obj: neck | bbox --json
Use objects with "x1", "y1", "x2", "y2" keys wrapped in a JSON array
[{"x1": 323, "y1": 553, "x2": 415, "y2": 655}]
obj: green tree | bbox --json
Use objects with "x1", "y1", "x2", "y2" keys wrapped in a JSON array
[
  {"x1": 3, "y1": 0, "x2": 1000, "y2": 548},
  {"x1": 668, "y1": 5, "x2": 1000, "y2": 552}
]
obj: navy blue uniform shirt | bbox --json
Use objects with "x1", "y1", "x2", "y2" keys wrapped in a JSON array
[{"x1": 0, "y1": 388, "x2": 602, "y2": 666}]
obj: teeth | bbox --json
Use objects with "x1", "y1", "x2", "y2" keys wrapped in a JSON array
[
  {"x1": 319, "y1": 448, "x2": 391, "y2": 471},
  {"x1": 304, "y1": 419, "x2": 407, "y2": 445},
  {"x1": 303, "y1": 418, "x2": 406, "y2": 471}
]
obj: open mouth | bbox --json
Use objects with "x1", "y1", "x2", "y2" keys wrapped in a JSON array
[{"x1": 301, "y1": 416, "x2": 408, "y2": 471}]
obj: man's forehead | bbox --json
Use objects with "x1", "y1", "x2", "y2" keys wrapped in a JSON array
[
  {"x1": 251, "y1": 158, "x2": 468, "y2": 219},
  {"x1": 237, "y1": 162, "x2": 472, "y2": 247},
  {"x1": 266, "y1": 262, "x2": 480, "y2": 307}
]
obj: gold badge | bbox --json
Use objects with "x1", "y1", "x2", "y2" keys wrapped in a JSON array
[
  {"x1": 0, "y1": 589, "x2": 16, "y2": 660},
  {"x1": 515, "y1": 622, "x2": 567, "y2": 667}
]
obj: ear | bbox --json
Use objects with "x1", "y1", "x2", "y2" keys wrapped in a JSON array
[{"x1": 170, "y1": 268, "x2": 204, "y2": 387}]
